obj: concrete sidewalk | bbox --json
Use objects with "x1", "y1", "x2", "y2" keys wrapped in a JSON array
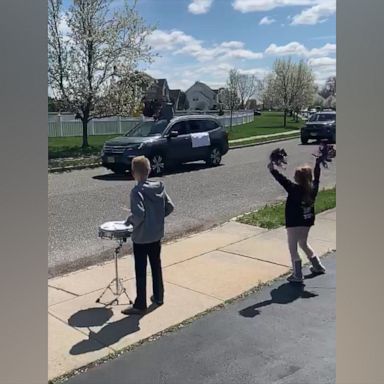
[{"x1": 48, "y1": 209, "x2": 336, "y2": 381}]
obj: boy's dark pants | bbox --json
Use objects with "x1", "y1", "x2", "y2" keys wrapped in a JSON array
[{"x1": 133, "y1": 241, "x2": 164, "y2": 310}]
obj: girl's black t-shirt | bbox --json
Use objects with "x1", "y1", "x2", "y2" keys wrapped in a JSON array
[{"x1": 270, "y1": 162, "x2": 320, "y2": 228}]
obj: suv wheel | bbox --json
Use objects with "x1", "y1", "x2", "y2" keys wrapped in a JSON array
[
  {"x1": 150, "y1": 154, "x2": 165, "y2": 176},
  {"x1": 206, "y1": 147, "x2": 222, "y2": 167},
  {"x1": 301, "y1": 136, "x2": 308, "y2": 145},
  {"x1": 110, "y1": 166, "x2": 126, "y2": 175}
]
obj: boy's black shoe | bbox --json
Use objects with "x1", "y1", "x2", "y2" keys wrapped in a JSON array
[
  {"x1": 121, "y1": 306, "x2": 146, "y2": 316},
  {"x1": 150, "y1": 296, "x2": 164, "y2": 306}
]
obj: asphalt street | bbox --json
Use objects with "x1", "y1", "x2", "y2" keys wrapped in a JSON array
[
  {"x1": 66, "y1": 253, "x2": 336, "y2": 384},
  {"x1": 48, "y1": 139, "x2": 336, "y2": 276}
]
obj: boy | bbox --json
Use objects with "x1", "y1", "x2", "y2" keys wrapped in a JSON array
[{"x1": 121, "y1": 156, "x2": 174, "y2": 315}]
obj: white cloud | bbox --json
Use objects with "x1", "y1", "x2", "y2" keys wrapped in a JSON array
[
  {"x1": 188, "y1": 0, "x2": 214, "y2": 14},
  {"x1": 147, "y1": 30, "x2": 263, "y2": 63},
  {"x1": 146, "y1": 30, "x2": 199, "y2": 51},
  {"x1": 265, "y1": 41, "x2": 307, "y2": 56},
  {"x1": 220, "y1": 41, "x2": 245, "y2": 49},
  {"x1": 259, "y1": 16, "x2": 276, "y2": 25},
  {"x1": 233, "y1": 0, "x2": 317, "y2": 13},
  {"x1": 308, "y1": 43, "x2": 336, "y2": 56},
  {"x1": 308, "y1": 57, "x2": 336, "y2": 68},
  {"x1": 265, "y1": 41, "x2": 335, "y2": 57},
  {"x1": 232, "y1": 0, "x2": 335, "y2": 26},
  {"x1": 291, "y1": 0, "x2": 336, "y2": 25}
]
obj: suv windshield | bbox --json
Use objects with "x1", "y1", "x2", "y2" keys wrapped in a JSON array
[
  {"x1": 125, "y1": 119, "x2": 168, "y2": 137},
  {"x1": 309, "y1": 113, "x2": 335, "y2": 122}
]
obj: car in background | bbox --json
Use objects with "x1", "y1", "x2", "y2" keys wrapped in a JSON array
[
  {"x1": 101, "y1": 115, "x2": 229, "y2": 175},
  {"x1": 300, "y1": 111, "x2": 336, "y2": 144}
]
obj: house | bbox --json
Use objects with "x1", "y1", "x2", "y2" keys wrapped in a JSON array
[
  {"x1": 145, "y1": 78, "x2": 171, "y2": 103},
  {"x1": 185, "y1": 81, "x2": 220, "y2": 111},
  {"x1": 169, "y1": 89, "x2": 188, "y2": 110}
]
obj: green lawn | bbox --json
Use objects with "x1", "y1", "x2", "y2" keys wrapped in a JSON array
[
  {"x1": 48, "y1": 111, "x2": 303, "y2": 159},
  {"x1": 48, "y1": 135, "x2": 120, "y2": 159},
  {"x1": 238, "y1": 187, "x2": 336, "y2": 230},
  {"x1": 228, "y1": 111, "x2": 304, "y2": 141}
]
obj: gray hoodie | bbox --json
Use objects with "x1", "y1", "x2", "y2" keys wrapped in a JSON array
[{"x1": 126, "y1": 180, "x2": 174, "y2": 244}]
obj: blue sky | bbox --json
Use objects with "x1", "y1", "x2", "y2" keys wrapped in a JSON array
[{"x1": 61, "y1": 0, "x2": 336, "y2": 91}]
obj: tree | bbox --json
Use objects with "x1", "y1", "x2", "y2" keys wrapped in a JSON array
[
  {"x1": 319, "y1": 76, "x2": 336, "y2": 99},
  {"x1": 220, "y1": 69, "x2": 240, "y2": 129},
  {"x1": 260, "y1": 73, "x2": 277, "y2": 110},
  {"x1": 236, "y1": 73, "x2": 259, "y2": 109},
  {"x1": 266, "y1": 58, "x2": 315, "y2": 127},
  {"x1": 48, "y1": 0, "x2": 155, "y2": 147}
]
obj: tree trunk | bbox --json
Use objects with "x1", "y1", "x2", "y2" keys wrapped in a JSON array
[
  {"x1": 230, "y1": 108, "x2": 233, "y2": 130},
  {"x1": 82, "y1": 118, "x2": 89, "y2": 148},
  {"x1": 283, "y1": 110, "x2": 287, "y2": 128}
]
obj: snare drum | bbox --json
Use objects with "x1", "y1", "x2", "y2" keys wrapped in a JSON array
[{"x1": 98, "y1": 221, "x2": 133, "y2": 240}]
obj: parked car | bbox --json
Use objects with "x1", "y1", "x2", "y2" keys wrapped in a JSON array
[
  {"x1": 101, "y1": 115, "x2": 229, "y2": 175},
  {"x1": 254, "y1": 110, "x2": 262, "y2": 116},
  {"x1": 300, "y1": 111, "x2": 336, "y2": 144}
]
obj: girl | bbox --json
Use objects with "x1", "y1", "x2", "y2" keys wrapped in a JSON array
[{"x1": 268, "y1": 156, "x2": 326, "y2": 283}]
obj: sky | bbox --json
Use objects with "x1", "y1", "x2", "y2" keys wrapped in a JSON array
[{"x1": 60, "y1": 0, "x2": 336, "y2": 92}]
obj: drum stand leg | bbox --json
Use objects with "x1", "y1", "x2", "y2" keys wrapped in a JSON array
[{"x1": 96, "y1": 239, "x2": 133, "y2": 306}]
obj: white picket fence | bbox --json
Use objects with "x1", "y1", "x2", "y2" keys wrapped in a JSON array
[{"x1": 48, "y1": 111, "x2": 254, "y2": 137}]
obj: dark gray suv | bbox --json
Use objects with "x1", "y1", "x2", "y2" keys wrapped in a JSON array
[
  {"x1": 101, "y1": 115, "x2": 229, "y2": 175},
  {"x1": 301, "y1": 111, "x2": 336, "y2": 144}
]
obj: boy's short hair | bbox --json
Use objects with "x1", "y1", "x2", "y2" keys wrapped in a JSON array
[{"x1": 132, "y1": 156, "x2": 151, "y2": 176}]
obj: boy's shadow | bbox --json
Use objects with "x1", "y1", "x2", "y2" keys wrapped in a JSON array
[
  {"x1": 239, "y1": 283, "x2": 318, "y2": 318},
  {"x1": 69, "y1": 304, "x2": 157, "y2": 355}
]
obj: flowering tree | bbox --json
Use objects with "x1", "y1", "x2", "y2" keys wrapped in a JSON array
[
  {"x1": 236, "y1": 73, "x2": 260, "y2": 110},
  {"x1": 265, "y1": 58, "x2": 315, "y2": 127},
  {"x1": 48, "y1": 0, "x2": 155, "y2": 147},
  {"x1": 220, "y1": 69, "x2": 241, "y2": 129}
]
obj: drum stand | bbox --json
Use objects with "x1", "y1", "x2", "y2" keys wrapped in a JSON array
[{"x1": 96, "y1": 238, "x2": 133, "y2": 306}]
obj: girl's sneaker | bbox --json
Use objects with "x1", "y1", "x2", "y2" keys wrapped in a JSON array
[
  {"x1": 309, "y1": 256, "x2": 326, "y2": 275},
  {"x1": 287, "y1": 274, "x2": 304, "y2": 283},
  {"x1": 287, "y1": 260, "x2": 304, "y2": 283},
  {"x1": 310, "y1": 266, "x2": 326, "y2": 275}
]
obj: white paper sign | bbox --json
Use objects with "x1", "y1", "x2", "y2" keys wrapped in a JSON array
[{"x1": 191, "y1": 132, "x2": 211, "y2": 148}]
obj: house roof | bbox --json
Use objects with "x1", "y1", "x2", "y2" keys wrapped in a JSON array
[
  {"x1": 169, "y1": 89, "x2": 181, "y2": 101},
  {"x1": 185, "y1": 81, "x2": 215, "y2": 95}
]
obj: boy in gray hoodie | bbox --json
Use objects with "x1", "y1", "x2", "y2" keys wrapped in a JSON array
[{"x1": 122, "y1": 156, "x2": 174, "y2": 315}]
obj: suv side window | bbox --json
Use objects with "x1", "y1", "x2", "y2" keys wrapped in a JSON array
[
  {"x1": 171, "y1": 121, "x2": 189, "y2": 135},
  {"x1": 188, "y1": 120, "x2": 205, "y2": 134},
  {"x1": 189, "y1": 119, "x2": 219, "y2": 133},
  {"x1": 203, "y1": 120, "x2": 219, "y2": 131}
]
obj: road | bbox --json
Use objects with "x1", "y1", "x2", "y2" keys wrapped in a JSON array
[
  {"x1": 66, "y1": 253, "x2": 336, "y2": 384},
  {"x1": 49, "y1": 139, "x2": 336, "y2": 276}
]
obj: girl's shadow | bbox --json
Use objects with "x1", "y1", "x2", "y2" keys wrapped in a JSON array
[
  {"x1": 239, "y1": 283, "x2": 318, "y2": 318},
  {"x1": 69, "y1": 305, "x2": 157, "y2": 355}
]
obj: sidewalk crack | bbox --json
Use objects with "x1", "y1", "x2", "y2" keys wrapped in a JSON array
[{"x1": 218, "y1": 249, "x2": 290, "y2": 268}]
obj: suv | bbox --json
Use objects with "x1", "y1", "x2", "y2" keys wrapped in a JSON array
[
  {"x1": 101, "y1": 115, "x2": 229, "y2": 175},
  {"x1": 301, "y1": 111, "x2": 336, "y2": 144}
]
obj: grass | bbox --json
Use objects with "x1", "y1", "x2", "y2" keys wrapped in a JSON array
[
  {"x1": 227, "y1": 111, "x2": 304, "y2": 141},
  {"x1": 48, "y1": 111, "x2": 304, "y2": 159},
  {"x1": 229, "y1": 131, "x2": 300, "y2": 148},
  {"x1": 238, "y1": 187, "x2": 336, "y2": 230},
  {"x1": 48, "y1": 134, "x2": 120, "y2": 159}
]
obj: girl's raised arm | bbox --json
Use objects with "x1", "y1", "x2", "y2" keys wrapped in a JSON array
[{"x1": 268, "y1": 162, "x2": 294, "y2": 193}]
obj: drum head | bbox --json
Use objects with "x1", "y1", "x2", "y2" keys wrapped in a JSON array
[{"x1": 99, "y1": 221, "x2": 132, "y2": 232}]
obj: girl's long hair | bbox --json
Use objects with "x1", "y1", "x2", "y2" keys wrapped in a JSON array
[{"x1": 294, "y1": 165, "x2": 314, "y2": 205}]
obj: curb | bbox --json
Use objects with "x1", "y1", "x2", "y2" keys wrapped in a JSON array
[
  {"x1": 48, "y1": 134, "x2": 300, "y2": 173},
  {"x1": 228, "y1": 133, "x2": 299, "y2": 150}
]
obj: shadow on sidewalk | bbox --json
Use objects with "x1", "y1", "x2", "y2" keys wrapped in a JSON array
[
  {"x1": 69, "y1": 304, "x2": 158, "y2": 355},
  {"x1": 239, "y1": 283, "x2": 318, "y2": 318}
]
